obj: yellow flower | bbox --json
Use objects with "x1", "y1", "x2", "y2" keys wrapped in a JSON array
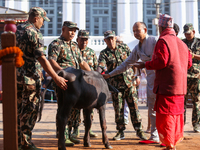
[{"x1": 0, "y1": 46, "x2": 24, "y2": 67}]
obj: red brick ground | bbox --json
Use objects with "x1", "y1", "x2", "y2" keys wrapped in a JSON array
[{"x1": 0, "y1": 102, "x2": 200, "y2": 150}]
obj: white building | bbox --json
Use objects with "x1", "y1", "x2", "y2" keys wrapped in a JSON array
[{"x1": 1, "y1": 0, "x2": 200, "y2": 55}]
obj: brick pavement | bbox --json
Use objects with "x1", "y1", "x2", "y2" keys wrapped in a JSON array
[{"x1": 0, "y1": 102, "x2": 200, "y2": 150}]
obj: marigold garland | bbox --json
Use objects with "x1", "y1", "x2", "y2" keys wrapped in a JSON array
[{"x1": 0, "y1": 46, "x2": 24, "y2": 67}]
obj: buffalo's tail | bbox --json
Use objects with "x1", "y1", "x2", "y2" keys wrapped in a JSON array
[{"x1": 37, "y1": 79, "x2": 53, "y2": 122}]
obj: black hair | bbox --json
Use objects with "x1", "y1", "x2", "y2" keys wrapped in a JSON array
[
  {"x1": 28, "y1": 8, "x2": 40, "y2": 18},
  {"x1": 173, "y1": 23, "x2": 180, "y2": 34}
]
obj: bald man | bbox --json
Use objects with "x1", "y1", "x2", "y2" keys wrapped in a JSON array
[
  {"x1": 133, "y1": 14, "x2": 192, "y2": 150},
  {"x1": 103, "y1": 22, "x2": 159, "y2": 143}
]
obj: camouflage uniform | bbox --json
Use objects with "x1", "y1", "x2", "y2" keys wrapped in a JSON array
[
  {"x1": 81, "y1": 47, "x2": 98, "y2": 71},
  {"x1": 98, "y1": 33, "x2": 142, "y2": 131},
  {"x1": 78, "y1": 30, "x2": 98, "y2": 71},
  {"x1": 48, "y1": 37, "x2": 82, "y2": 70},
  {"x1": 16, "y1": 7, "x2": 50, "y2": 148},
  {"x1": 48, "y1": 27, "x2": 83, "y2": 131},
  {"x1": 182, "y1": 23, "x2": 200, "y2": 130}
]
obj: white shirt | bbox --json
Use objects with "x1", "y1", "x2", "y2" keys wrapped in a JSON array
[{"x1": 109, "y1": 35, "x2": 158, "y2": 98}]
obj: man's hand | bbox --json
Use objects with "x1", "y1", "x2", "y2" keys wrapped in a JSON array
[
  {"x1": 188, "y1": 48, "x2": 192, "y2": 53},
  {"x1": 80, "y1": 61, "x2": 91, "y2": 71},
  {"x1": 133, "y1": 62, "x2": 145, "y2": 69},
  {"x1": 103, "y1": 74, "x2": 110, "y2": 79},
  {"x1": 38, "y1": 56, "x2": 68, "y2": 90},
  {"x1": 54, "y1": 76, "x2": 68, "y2": 90}
]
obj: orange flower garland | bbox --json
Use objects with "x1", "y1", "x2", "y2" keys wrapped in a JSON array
[{"x1": 0, "y1": 46, "x2": 24, "y2": 67}]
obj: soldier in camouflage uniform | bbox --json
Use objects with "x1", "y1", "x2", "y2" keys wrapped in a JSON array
[
  {"x1": 182, "y1": 23, "x2": 200, "y2": 133},
  {"x1": 97, "y1": 30, "x2": 147, "y2": 141},
  {"x1": 16, "y1": 7, "x2": 68, "y2": 150},
  {"x1": 48, "y1": 21, "x2": 91, "y2": 146},
  {"x1": 77, "y1": 30, "x2": 98, "y2": 71},
  {"x1": 70, "y1": 30, "x2": 98, "y2": 138}
]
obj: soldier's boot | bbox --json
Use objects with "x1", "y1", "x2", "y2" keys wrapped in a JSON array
[
  {"x1": 69, "y1": 136, "x2": 80, "y2": 144},
  {"x1": 136, "y1": 129, "x2": 147, "y2": 140},
  {"x1": 65, "y1": 128, "x2": 75, "y2": 147},
  {"x1": 69, "y1": 127, "x2": 80, "y2": 144},
  {"x1": 89, "y1": 129, "x2": 98, "y2": 137},
  {"x1": 71, "y1": 127, "x2": 79, "y2": 138},
  {"x1": 113, "y1": 130, "x2": 125, "y2": 140}
]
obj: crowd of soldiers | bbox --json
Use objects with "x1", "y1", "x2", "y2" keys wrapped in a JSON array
[{"x1": 15, "y1": 6, "x2": 200, "y2": 150}]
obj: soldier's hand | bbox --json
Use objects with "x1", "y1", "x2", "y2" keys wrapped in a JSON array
[
  {"x1": 188, "y1": 48, "x2": 195, "y2": 58},
  {"x1": 103, "y1": 74, "x2": 110, "y2": 79},
  {"x1": 54, "y1": 76, "x2": 68, "y2": 90}
]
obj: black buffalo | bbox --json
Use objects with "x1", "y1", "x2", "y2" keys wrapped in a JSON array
[{"x1": 40, "y1": 67, "x2": 113, "y2": 150}]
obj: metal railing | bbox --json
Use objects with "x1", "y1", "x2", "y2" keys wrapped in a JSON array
[{"x1": 41, "y1": 87, "x2": 57, "y2": 103}]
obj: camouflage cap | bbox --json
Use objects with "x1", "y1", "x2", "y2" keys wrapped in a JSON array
[
  {"x1": 183, "y1": 23, "x2": 194, "y2": 34},
  {"x1": 63, "y1": 21, "x2": 79, "y2": 30},
  {"x1": 78, "y1": 30, "x2": 89, "y2": 38},
  {"x1": 104, "y1": 30, "x2": 115, "y2": 39},
  {"x1": 29, "y1": 7, "x2": 50, "y2": 22}
]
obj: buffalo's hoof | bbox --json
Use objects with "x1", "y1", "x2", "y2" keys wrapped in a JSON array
[
  {"x1": 105, "y1": 145, "x2": 113, "y2": 149},
  {"x1": 58, "y1": 147, "x2": 66, "y2": 150},
  {"x1": 84, "y1": 142, "x2": 91, "y2": 147}
]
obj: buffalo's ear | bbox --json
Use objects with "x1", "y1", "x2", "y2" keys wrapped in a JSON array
[{"x1": 57, "y1": 70, "x2": 65, "y2": 77}]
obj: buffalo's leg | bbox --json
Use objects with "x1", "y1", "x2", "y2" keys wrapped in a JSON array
[
  {"x1": 56, "y1": 88, "x2": 73, "y2": 150},
  {"x1": 83, "y1": 109, "x2": 92, "y2": 147},
  {"x1": 56, "y1": 88, "x2": 66, "y2": 150},
  {"x1": 57, "y1": 106, "x2": 72, "y2": 150},
  {"x1": 99, "y1": 105, "x2": 112, "y2": 149}
]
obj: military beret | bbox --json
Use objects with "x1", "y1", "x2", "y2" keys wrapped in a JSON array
[
  {"x1": 104, "y1": 30, "x2": 115, "y2": 39},
  {"x1": 183, "y1": 23, "x2": 194, "y2": 34},
  {"x1": 29, "y1": 7, "x2": 50, "y2": 22},
  {"x1": 78, "y1": 30, "x2": 89, "y2": 38},
  {"x1": 63, "y1": 21, "x2": 79, "y2": 30}
]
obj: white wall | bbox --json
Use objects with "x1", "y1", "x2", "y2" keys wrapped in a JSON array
[{"x1": 5, "y1": 0, "x2": 29, "y2": 12}]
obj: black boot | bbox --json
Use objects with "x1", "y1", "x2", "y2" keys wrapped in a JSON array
[
  {"x1": 136, "y1": 129, "x2": 147, "y2": 140},
  {"x1": 113, "y1": 130, "x2": 125, "y2": 140},
  {"x1": 65, "y1": 128, "x2": 75, "y2": 147}
]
